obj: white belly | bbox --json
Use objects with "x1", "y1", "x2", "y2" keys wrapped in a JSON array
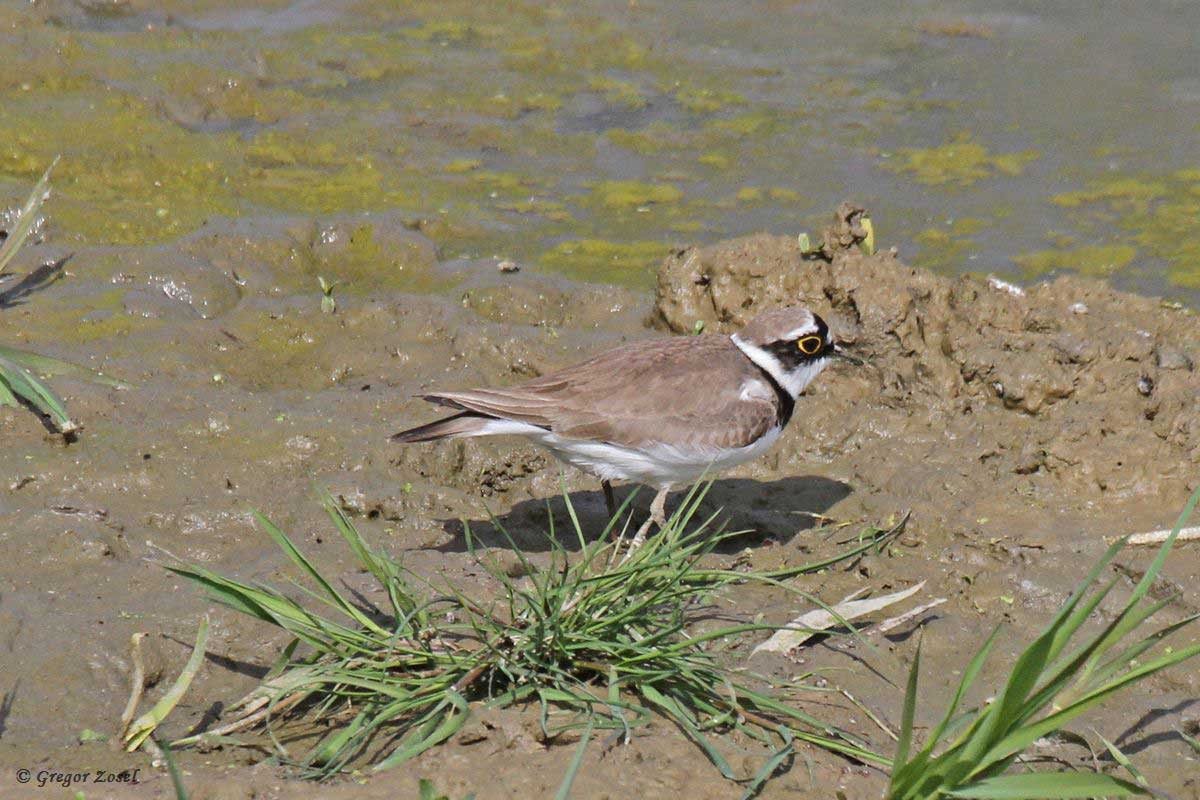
[{"x1": 473, "y1": 419, "x2": 783, "y2": 489}]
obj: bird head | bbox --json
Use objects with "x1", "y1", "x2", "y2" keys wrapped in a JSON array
[{"x1": 730, "y1": 306, "x2": 860, "y2": 399}]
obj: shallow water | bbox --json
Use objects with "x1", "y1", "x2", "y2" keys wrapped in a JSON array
[{"x1": 2, "y1": 0, "x2": 1198, "y2": 299}]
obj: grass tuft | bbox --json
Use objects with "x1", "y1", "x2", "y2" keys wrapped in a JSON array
[
  {"x1": 165, "y1": 483, "x2": 899, "y2": 784},
  {"x1": 887, "y1": 485, "x2": 1200, "y2": 799}
]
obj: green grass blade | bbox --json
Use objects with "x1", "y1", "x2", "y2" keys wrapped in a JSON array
[
  {"x1": 939, "y1": 544, "x2": 1126, "y2": 785},
  {"x1": 0, "y1": 157, "x2": 56, "y2": 276},
  {"x1": 0, "y1": 375, "x2": 17, "y2": 408},
  {"x1": 1095, "y1": 732, "x2": 1148, "y2": 788},
  {"x1": 739, "y1": 727, "x2": 793, "y2": 800},
  {"x1": 155, "y1": 736, "x2": 191, "y2": 800},
  {"x1": 1079, "y1": 486, "x2": 1200, "y2": 680},
  {"x1": 319, "y1": 489, "x2": 389, "y2": 582},
  {"x1": 557, "y1": 475, "x2": 589, "y2": 552},
  {"x1": 890, "y1": 627, "x2": 1000, "y2": 794},
  {"x1": 553, "y1": 719, "x2": 593, "y2": 800},
  {"x1": 311, "y1": 708, "x2": 373, "y2": 767},
  {"x1": 1084, "y1": 611, "x2": 1199, "y2": 689},
  {"x1": 944, "y1": 771, "x2": 1148, "y2": 798},
  {"x1": 926, "y1": 625, "x2": 999, "y2": 749},
  {"x1": 265, "y1": 638, "x2": 300, "y2": 681},
  {"x1": 894, "y1": 634, "x2": 922, "y2": 772},
  {"x1": 978, "y1": 642, "x2": 1200, "y2": 768},
  {"x1": 164, "y1": 563, "x2": 366, "y2": 653},
  {"x1": 641, "y1": 684, "x2": 734, "y2": 779},
  {"x1": 0, "y1": 352, "x2": 73, "y2": 429},
  {"x1": 253, "y1": 510, "x2": 389, "y2": 636},
  {"x1": 0, "y1": 344, "x2": 129, "y2": 389},
  {"x1": 372, "y1": 691, "x2": 469, "y2": 772}
]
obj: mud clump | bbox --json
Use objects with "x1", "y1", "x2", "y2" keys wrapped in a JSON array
[{"x1": 655, "y1": 203, "x2": 1199, "y2": 509}]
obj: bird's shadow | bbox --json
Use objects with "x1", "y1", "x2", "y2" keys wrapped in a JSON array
[{"x1": 434, "y1": 475, "x2": 852, "y2": 554}]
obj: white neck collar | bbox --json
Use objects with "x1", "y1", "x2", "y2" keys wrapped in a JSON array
[{"x1": 731, "y1": 333, "x2": 828, "y2": 399}]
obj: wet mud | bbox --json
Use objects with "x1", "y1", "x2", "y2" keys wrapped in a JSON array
[{"x1": 1, "y1": 204, "x2": 1198, "y2": 799}]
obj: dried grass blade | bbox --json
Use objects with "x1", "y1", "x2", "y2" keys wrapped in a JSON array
[{"x1": 754, "y1": 582, "x2": 925, "y2": 655}]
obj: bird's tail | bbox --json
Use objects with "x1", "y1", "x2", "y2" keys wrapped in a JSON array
[{"x1": 390, "y1": 412, "x2": 490, "y2": 443}]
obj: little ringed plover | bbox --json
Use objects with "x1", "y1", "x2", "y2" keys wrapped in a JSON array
[{"x1": 392, "y1": 305, "x2": 860, "y2": 542}]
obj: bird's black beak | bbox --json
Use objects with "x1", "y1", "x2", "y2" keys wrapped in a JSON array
[{"x1": 831, "y1": 342, "x2": 864, "y2": 366}]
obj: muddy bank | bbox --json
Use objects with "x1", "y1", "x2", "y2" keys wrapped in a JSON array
[
  {"x1": 657, "y1": 204, "x2": 1199, "y2": 520},
  {"x1": 1, "y1": 205, "x2": 1198, "y2": 799}
]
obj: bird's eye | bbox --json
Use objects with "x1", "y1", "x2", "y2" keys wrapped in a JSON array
[{"x1": 797, "y1": 335, "x2": 824, "y2": 356}]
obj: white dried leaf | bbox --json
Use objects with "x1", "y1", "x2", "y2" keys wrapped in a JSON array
[{"x1": 752, "y1": 581, "x2": 926, "y2": 656}]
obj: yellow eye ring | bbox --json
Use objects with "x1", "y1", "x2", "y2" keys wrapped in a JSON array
[{"x1": 797, "y1": 335, "x2": 824, "y2": 356}]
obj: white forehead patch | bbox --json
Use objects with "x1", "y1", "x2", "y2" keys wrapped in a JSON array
[
  {"x1": 783, "y1": 324, "x2": 819, "y2": 340},
  {"x1": 778, "y1": 308, "x2": 817, "y2": 340}
]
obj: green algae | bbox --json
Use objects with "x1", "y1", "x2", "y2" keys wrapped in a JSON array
[
  {"x1": 470, "y1": 171, "x2": 543, "y2": 195},
  {"x1": 885, "y1": 133, "x2": 1039, "y2": 187},
  {"x1": 588, "y1": 77, "x2": 648, "y2": 110},
  {"x1": 673, "y1": 86, "x2": 746, "y2": 114},
  {"x1": 518, "y1": 92, "x2": 564, "y2": 113},
  {"x1": 588, "y1": 181, "x2": 683, "y2": 211},
  {"x1": 494, "y1": 198, "x2": 572, "y2": 222},
  {"x1": 539, "y1": 238, "x2": 667, "y2": 286},
  {"x1": 735, "y1": 187, "x2": 803, "y2": 205},
  {"x1": 245, "y1": 131, "x2": 353, "y2": 170},
  {"x1": 305, "y1": 223, "x2": 451, "y2": 294},
  {"x1": 69, "y1": 312, "x2": 143, "y2": 343},
  {"x1": 153, "y1": 61, "x2": 311, "y2": 126},
  {"x1": 1015, "y1": 244, "x2": 1138, "y2": 278},
  {"x1": 697, "y1": 152, "x2": 731, "y2": 169},
  {"x1": 401, "y1": 20, "x2": 485, "y2": 44},
  {"x1": 1052, "y1": 178, "x2": 1167, "y2": 212},
  {"x1": 606, "y1": 124, "x2": 686, "y2": 155},
  {"x1": 0, "y1": 282, "x2": 157, "y2": 347},
  {"x1": 1047, "y1": 173, "x2": 1200, "y2": 289},
  {"x1": 0, "y1": 0, "x2": 847, "y2": 281},
  {"x1": 702, "y1": 112, "x2": 780, "y2": 138},
  {"x1": 0, "y1": 89, "x2": 239, "y2": 243},
  {"x1": 443, "y1": 159, "x2": 483, "y2": 175},
  {"x1": 210, "y1": 312, "x2": 324, "y2": 389},
  {"x1": 242, "y1": 164, "x2": 412, "y2": 216},
  {"x1": 668, "y1": 220, "x2": 708, "y2": 234},
  {"x1": 1136, "y1": 199, "x2": 1200, "y2": 288},
  {"x1": 914, "y1": 217, "x2": 987, "y2": 270}
]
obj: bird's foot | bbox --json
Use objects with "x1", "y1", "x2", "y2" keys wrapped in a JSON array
[
  {"x1": 625, "y1": 487, "x2": 670, "y2": 551},
  {"x1": 628, "y1": 515, "x2": 655, "y2": 550}
]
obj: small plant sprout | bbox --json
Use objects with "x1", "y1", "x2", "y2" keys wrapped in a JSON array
[
  {"x1": 860, "y1": 215, "x2": 876, "y2": 256},
  {"x1": 318, "y1": 276, "x2": 338, "y2": 314},
  {"x1": 121, "y1": 616, "x2": 210, "y2": 753}
]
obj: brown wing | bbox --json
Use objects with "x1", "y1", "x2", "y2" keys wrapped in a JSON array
[{"x1": 424, "y1": 335, "x2": 782, "y2": 451}]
